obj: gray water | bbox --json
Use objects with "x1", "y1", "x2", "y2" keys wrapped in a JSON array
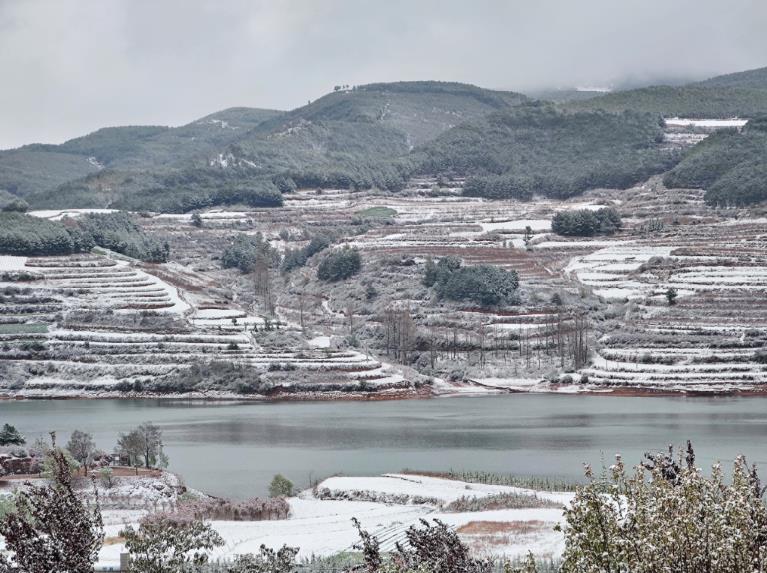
[{"x1": 2, "y1": 395, "x2": 766, "y2": 498}]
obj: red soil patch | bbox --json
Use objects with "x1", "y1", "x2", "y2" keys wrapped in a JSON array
[{"x1": 457, "y1": 520, "x2": 545, "y2": 535}]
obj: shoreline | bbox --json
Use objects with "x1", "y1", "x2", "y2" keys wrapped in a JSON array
[{"x1": 3, "y1": 383, "x2": 767, "y2": 402}]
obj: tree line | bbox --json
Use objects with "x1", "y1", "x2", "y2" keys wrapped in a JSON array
[{"x1": 0, "y1": 210, "x2": 169, "y2": 261}]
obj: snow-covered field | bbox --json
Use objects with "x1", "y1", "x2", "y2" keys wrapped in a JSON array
[{"x1": 95, "y1": 473, "x2": 571, "y2": 567}]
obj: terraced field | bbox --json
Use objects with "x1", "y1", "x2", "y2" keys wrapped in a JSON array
[{"x1": 0, "y1": 250, "x2": 411, "y2": 398}]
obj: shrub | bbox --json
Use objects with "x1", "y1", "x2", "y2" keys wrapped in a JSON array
[
  {"x1": 281, "y1": 235, "x2": 330, "y2": 272},
  {"x1": 425, "y1": 257, "x2": 519, "y2": 306},
  {"x1": 352, "y1": 517, "x2": 492, "y2": 573},
  {"x1": 222, "y1": 233, "x2": 280, "y2": 273},
  {"x1": 558, "y1": 443, "x2": 767, "y2": 573},
  {"x1": 120, "y1": 513, "x2": 223, "y2": 573},
  {"x1": 551, "y1": 207, "x2": 622, "y2": 236},
  {"x1": 269, "y1": 474, "x2": 294, "y2": 498},
  {"x1": 317, "y1": 247, "x2": 362, "y2": 281}
]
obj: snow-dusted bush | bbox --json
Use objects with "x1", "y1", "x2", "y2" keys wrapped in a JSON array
[
  {"x1": 121, "y1": 512, "x2": 223, "y2": 573},
  {"x1": 557, "y1": 443, "x2": 767, "y2": 573},
  {"x1": 353, "y1": 517, "x2": 492, "y2": 573}
]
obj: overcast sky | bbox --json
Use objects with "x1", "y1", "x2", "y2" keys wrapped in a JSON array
[{"x1": 1, "y1": 0, "x2": 766, "y2": 149}]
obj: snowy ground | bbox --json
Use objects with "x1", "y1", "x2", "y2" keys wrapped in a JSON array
[{"x1": 94, "y1": 473, "x2": 571, "y2": 567}]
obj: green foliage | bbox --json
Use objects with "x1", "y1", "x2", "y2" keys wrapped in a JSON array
[
  {"x1": 0, "y1": 423, "x2": 25, "y2": 446},
  {"x1": 463, "y1": 175, "x2": 534, "y2": 201},
  {"x1": 222, "y1": 233, "x2": 280, "y2": 273},
  {"x1": 435, "y1": 264, "x2": 520, "y2": 307},
  {"x1": 0, "y1": 322, "x2": 48, "y2": 334},
  {"x1": 422, "y1": 257, "x2": 438, "y2": 287},
  {"x1": 0, "y1": 148, "x2": 99, "y2": 198},
  {"x1": 664, "y1": 119, "x2": 767, "y2": 206},
  {"x1": 1, "y1": 197, "x2": 29, "y2": 212},
  {"x1": 317, "y1": 247, "x2": 362, "y2": 281},
  {"x1": 268, "y1": 474, "x2": 294, "y2": 498},
  {"x1": 666, "y1": 287, "x2": 678, "y2": 305},
  {"x1": 425, "y1": 256, "x2": 519, "y2": 306},
  {"x1": 66, "y1": 429, "x2": 96, "y2": 469},
  {"x1": 0, "y1": 212, "x2": 90, "y2": 256},
  {"x1": 79, "y1": 211, "x2": 170, "y2": 262},
  {"x1": 415, "y1": 103, "x2": 675, "y2": 199},
  {"x1": 281, "y1": 235, "x2": 330, "y2": 272},
  {"x1": 551, "y1": 207, "x2": 622, "y2": 236}
]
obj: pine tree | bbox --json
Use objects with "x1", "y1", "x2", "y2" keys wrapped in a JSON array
[{"x1": 0, "y1": 423, "x2": 25, "y2": 446}]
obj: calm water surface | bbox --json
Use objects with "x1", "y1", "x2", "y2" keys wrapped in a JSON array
[{"x1": 1, "y1": 395, "x2": 766, "y2": 498}]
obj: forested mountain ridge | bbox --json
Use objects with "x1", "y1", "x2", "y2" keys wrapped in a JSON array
[
  {"x1": 664, "y1": 116, "x2": 767, "y2": 206},
  {"x1": 6, "y1": 69, "x2": 767, "y2": 212},
  {"x1": 13, "y1": 82, "x2": 530, "y2": 211},
  {"x1": 411, "y1": 102, "x2": 677, "y2": 199},
  {"x1": 0, "y1": 107, "x2": 282, "y2": 200},
  {"x1": 566, "y1": 66, "x2": 767, "y2": 118}
]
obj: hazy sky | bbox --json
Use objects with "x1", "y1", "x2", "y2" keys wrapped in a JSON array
[{"x1": 1, "y1": 0, "x2": 766, "y2": 149}]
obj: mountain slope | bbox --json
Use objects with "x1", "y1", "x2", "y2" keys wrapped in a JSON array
[
  {"x1": 29, "y1": 82, "x2": 529, "y2": 211},
  {"x1": 566, "y1": 65, "x2": 767, "y2": 118},
  {"x1": 692, "y1": 66, "x2": 767, "y2": 89},
  {"x1": 0, "y1": 107, "x2": 282, "y2": 200},
  {"x1": 664, "y1": 117, "x2": 767, "y2": 206},
  {"x1": 412, "y1": 102, "x2": 677, "y2": 199}
]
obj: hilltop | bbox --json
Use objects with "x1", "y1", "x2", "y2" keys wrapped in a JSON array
[
  {"x1": 0, "y1": 107, "x2": 282, "y2": 200},
  {"x1": 13, "y1": 82, "x2": 529, "y2": 211}
]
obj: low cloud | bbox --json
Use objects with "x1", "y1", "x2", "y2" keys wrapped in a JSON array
[{"x1": 0, "y1": 0, "x2": 765, "y2": 149}]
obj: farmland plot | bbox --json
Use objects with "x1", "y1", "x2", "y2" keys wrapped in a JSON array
[{"x1": 0, "y1": 248, "x2": 414, "y2": 398}]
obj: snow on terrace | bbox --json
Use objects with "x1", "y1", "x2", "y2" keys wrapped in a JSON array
[
  {"x1": 316, "y1": 473, "x2": 571, "y2": 506},
  {"x1": 563, "y1": 245, "x2": 673, "y2": 300},
  {"x1": 29, "y1": 256, "x2": 190, "y2": 314},
  {"x1": 27, "y1": 208, "x2": 118, "y2": 221},
  {"x1": 96, "y1": 473, "x2": 571, "y2": 566},
  {"x1": 0, "y1": 255, "x2": 28, "y2": 272},
  {"x1": 663, "y1": 118, "x2": 748, "y2": 128}
]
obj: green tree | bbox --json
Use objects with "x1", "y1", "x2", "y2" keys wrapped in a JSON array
[
  {"x1": 0, "y1": 423, "x2": 25, "y2": 446},
  {"x1": 666, "y1": 287, "x2": 678, "y2": 305},
  {"x1": 317, "y1": 247, "x2": 362, "y2": 282},
  {"x1": 422, "y1": 257, "x2": 438, "y2": 287},
  {"x1": 269, "y1": 474, "x2": 294, "y2": 498}
]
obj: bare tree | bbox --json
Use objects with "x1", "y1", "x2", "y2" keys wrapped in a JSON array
[
  {"x1": 66, "y1": 429, "x2": 96, "y2": 475},
  {"x1": 117, "y1": 422, "x2": 166, "y2": 469}
]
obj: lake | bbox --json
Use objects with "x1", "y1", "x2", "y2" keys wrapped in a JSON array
[{"x1": 2, "y1": 395, "x2": 766, "y2": 498}]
